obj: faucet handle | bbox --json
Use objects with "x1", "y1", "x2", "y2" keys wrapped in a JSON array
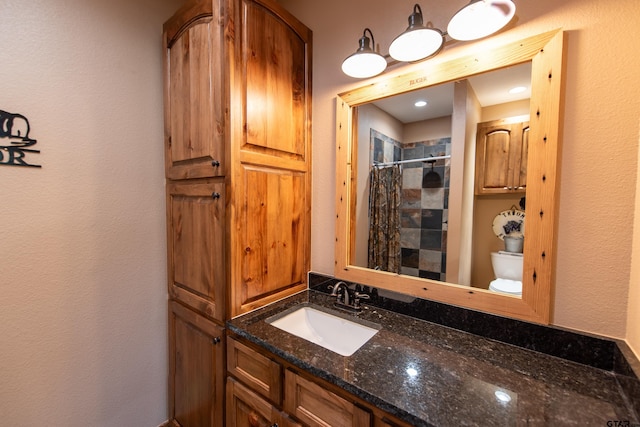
[
  {"x1": 354, "y1": 292, "x2": 370, "y2": 300},
  {"x1": 352, "y1": 291, "x2": 371, "y2": 309}
]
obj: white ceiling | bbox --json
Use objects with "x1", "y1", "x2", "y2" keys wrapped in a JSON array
[{"x1": 371, "y1": 61, "x2": 532, "y2": 123}]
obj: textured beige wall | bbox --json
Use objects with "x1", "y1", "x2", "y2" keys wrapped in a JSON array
[
  {"x1": 629, "y1": 125, "x2": 640, "y2": 357},
  {"x1": 279, "y1": 0, "x2": 640, "y2": 339},
  {"x1": 0, "y1": 0, "x2": 182, "y2": 424}
]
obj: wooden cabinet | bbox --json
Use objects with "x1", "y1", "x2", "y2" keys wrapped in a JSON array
[
  {"x1": 164, "y1": 0, "x2": 311, "y2": 317},
  {"x1": 163, "y1": 0, "x2": 311, "y2": 425},
  {"x1": 475, "y1": 117, "x2": 529, "y2": 195},
  {"x1": 169, "y1": 301, "x2": 225, "y2": 427},
  {"x1": 227, "y1": 336, "x2": 417, "y2": 427}
]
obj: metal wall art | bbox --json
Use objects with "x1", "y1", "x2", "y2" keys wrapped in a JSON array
[{"x1": 0, "y1": 110, "x2": 41, "y2": 168}]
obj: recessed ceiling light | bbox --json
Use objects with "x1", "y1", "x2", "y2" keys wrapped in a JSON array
[
  {"x1": 414, "y1": 100, "x2": 428, "y2": 107},
  {"x1": 509, "y1": 86, "x2": 527, "y2": 94},
  {"x1": 495, "y1": 390, "x2": 512, "y2": 403},
  {"x1": 406, "y1": 367, "x2": 418, "y2": 377}
]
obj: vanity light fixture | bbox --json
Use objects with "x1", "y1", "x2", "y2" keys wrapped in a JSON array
[
  {"x1": 447, "y1": 0, "x2": 516, "y2": 41},
  {"x1": 388, "y1": 4, "x2": 444, "y2": 62},
  {"x1": 341, "y1": 1, "x2": 517, "y2": 78},
  {"x1": 341, "y1": 28, "x2": 388, "y2": 79}
]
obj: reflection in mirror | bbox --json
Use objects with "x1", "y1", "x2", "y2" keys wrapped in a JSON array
[
  {"x1": 353, "y1": 63, "x2": 532, "y2": 297},
  {"x1": 335, "y1": 30, "x2": 565, "y2": 324}
]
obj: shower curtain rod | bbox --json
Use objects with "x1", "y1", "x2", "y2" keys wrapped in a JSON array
[{"x1": 373, "y1": 154, "x2": 451, "y2": 167}]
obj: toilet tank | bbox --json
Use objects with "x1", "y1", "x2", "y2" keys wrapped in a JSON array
[{"x1": 490, "y1": 251, "x2": 523, "y2": 281}]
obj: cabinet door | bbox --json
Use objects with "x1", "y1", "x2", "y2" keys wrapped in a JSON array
[
  {"x1": 167, "y1": 179, "x2": 226, "y2": 321},
  {"x1": 169, "y1": 301, "x2": 225, "y2": 427},
  {"x1": 284, "y1": 370, "x2": 371, "y2": 427},
  {"x1": 227, "y1": 377, "x2": 301, "y2": 427},
  {"x1": 475, "y1": 118, "x2": 529, "y2": 195},
  {"x1": 238, "y1": 0, "x2": 311, "y2": 165},
  {"x1": 163, "y1": 0, "x2": 225, "y2": 180},
  {"x1": 515, "y1": 124, "x2": 529, "y2": 189},
  {"x1": 231, "y1": 166, "x2": 309, "y2": 315},
  {"x1": 227, "y1": 0, "x2": 312, "y2": 317}
]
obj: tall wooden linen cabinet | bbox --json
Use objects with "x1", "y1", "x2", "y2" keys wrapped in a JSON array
[{"x1": 162, "y1": 0, "x2": 311, "y2": 424}]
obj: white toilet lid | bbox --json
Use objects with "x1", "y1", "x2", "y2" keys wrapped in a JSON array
[
  {"x1": 497, "y1": 251, "x2": 523, "y2": 257},
  {"x1": 489, "y1": 278, "x2": 522, "y2": 295}
]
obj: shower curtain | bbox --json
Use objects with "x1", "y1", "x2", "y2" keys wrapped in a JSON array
[{"x1": 368, "y1": 164, "x2": 402, "y2": 273}]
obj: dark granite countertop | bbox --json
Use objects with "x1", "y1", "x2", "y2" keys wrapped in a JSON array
[{"x1": 227, "y1": 289, "x2": 639, "y2": 426}]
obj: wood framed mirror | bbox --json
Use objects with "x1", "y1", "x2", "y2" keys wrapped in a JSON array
[{"x1": 335, "y1": 30, "x2": 565, "y2": 324}]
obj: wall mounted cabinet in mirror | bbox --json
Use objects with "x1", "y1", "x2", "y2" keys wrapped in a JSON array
[{"x1": 335, "y1": 30, "x2": 565, "y2": 324}]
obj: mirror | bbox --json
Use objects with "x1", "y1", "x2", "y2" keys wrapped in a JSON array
[
  {"x1": 335, "y1": 30, "x2": 565, "y2": 324},
  {"x1": 352, "y1": 62, "x2": 532, "y2": 289}
]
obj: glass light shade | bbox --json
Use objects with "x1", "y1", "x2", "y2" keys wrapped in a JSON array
[
  {"x1": 447, "y1": 0, "x2": 516, "y2": 41},
  {"x1": 389, "y1": 4, "x2": 444, "y2": 62},
  {"x1": 341, "y1": 29, "x2": 387, "y2": 78},
  {"x1": 341, "y1": 52, "x2": 387, "y2": 78},
  {"x1": 389, "y1": 28, "x2": 444, "y2": 62}
]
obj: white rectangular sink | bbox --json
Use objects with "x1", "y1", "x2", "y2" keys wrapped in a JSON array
[{"x1": 266, "y1": 305, "x2": 380, "y2": 356}]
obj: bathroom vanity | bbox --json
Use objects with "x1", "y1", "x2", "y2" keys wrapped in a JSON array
[{"x1": 227, "y1": 277, "x2": 640, "y2": 426}]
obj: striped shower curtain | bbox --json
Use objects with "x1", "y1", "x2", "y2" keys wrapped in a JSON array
[{"x1": 367, "y1": 164, "x2": 402, "y2": 273}]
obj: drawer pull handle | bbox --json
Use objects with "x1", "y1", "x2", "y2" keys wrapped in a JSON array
[
  {"x1": 248, "y1": 411, "x2": 276, "y2": 427},
  {"x1": 211, "y1": 192, "x2": 221, "y2": 200},
  {"x1": 212, "y1": 337, "x2": 221, "y2": 345},
  {"x1": 211, "y1": 160, "x2": 220, "y2": 167}
]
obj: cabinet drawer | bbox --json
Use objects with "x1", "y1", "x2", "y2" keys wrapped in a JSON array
[
  {"x1": 227, "y1": 377, "x2": 301, "y2": 427},
  {"x1": 284, "y1": 369, "x2": 371, "y2": 427},
  {"x1": 227, "y1": 337, "x2": 282, "y2": 404}
]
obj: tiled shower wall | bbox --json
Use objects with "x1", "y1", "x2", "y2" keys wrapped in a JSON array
[{"x1": 371, "y1": 130, "x2": 451, "y2": 280}]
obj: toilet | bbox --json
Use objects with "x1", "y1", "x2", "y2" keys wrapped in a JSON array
[{"x1": 489, "y1": 251, "x2": 523, "y2": 296}]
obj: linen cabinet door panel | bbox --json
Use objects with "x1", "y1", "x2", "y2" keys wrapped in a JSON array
[
  {"x1": 239, "y1": 0, "x2": 311, "y2": 163},
  {"x1": 169, "y1": 301, "x2": 225, "y2": 427},
  {"x1": 163, "y1": 0, "x2": 225, "y2": 180},
  {"x1": 167, "y1": 179, "x2": 226, "y2": 321},
  {"x1": 231, "y1": 166, "x2": 309, "y2": 316}
]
